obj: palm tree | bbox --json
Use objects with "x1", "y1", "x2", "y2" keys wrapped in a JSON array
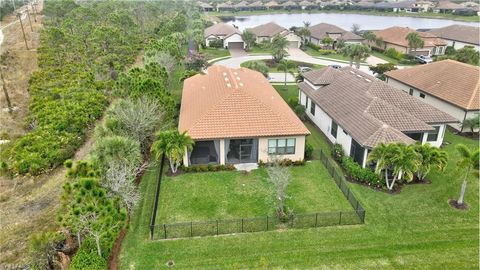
[
  {"x1": 375, "y1": 37, "x2": 384, "y2": 48},
  {"x1": 413, "y1": 143, "x2": 448, "y2": 181},
  {"x1": 271, "y1": 34, "x2": 288, "y2": 62},
  {"x1": 405, "y1": 32, "x2": 424, "y2": 56},
  {"x1": 341, "y1": 44, "x2": 371, "y2": 69},
  {"x1": 151, "y1": 130, "x2": 194, "y2": 174},
  {"x1": 460, "y1": 113, "x2": 480, "y2": 133},
  {"x1": 367, "y1": 143, "x2": 390, "y2": 176},
  {"x1": 363, "y1": 31, "x2": 377, "y2": 48},
  {"x1": 454, "y1": 144, "x2": 479, "y2": 205},
  {"x1": 297, "y1": 27, "x2": 311, "y2": 46},
  {"x1": 388, "y1": 143, "x2": 420, "y2": 189},
  {"x1": 321, "y1": 36, "x2": 333, "y2": 49},
  {"x1": 303, "y1": 21, "x2": 311, "y2": 28},
  {"x1": 277, "y1": 60, "x2": 295, "y2": 89},
  {"x1": 242, "y1": 30, "x2": 256, "y2": 51}
]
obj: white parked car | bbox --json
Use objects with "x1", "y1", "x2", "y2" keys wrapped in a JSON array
[
  {"x1": 298, "y1": 66, "x2": 312, "y2": 73},
  {"x1": 415, "y1": 55, "x2": 433, "y2": 64}
]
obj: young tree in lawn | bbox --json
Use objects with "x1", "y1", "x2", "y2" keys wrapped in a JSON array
[
  {"x1": 341, "y1": 43, "x2": 371, "y2": 69},
  {"x1": 413, "y1": 143, "x2": 448, "y2": 181},
  {"x1": 151, "y1": 130, "x2": 194, "y2": 174},
  {"x1": 369, "y1": 63, "x2": 397, "y2": 80},
  {"x1": 266, "y1": 159, "x2": 292, "y2": 219},
  {"x1": 460, "y1": 113, "x2": 480, "y2": 133},
  {"x1": 405, "y1": 32, "x2": 424, "y2": 56},
  {"x1": 271, "y1": 34, "x2": 288, "y2": 62},
  {"x1": 454, "y1": 144, "x2": 479, "y2": 205},
  {"x1": 242, "y1": 30, "x2": 256, "y2": 51},
  {"x1": 321, "y1": 36, "x2": 334, "y2": 49},
  {"x1": 277, "y1": 60, "x2": 295, "y2": 89}
]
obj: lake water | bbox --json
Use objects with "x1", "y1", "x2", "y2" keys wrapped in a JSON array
[{"x1": 221, "y1": 13, "x2": 479, "y2": 31}]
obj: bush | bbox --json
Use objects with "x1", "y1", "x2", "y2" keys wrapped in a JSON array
[
  {"x1": 181, "y1": 163, "x2": 236, "y2": 173},
  {"x1": 69, "y1": 238, "x2": 108, "y2": 270},
  {"x1": 304, "y1": 143, "x2": 314, "y2": 160},
  {"x1": 398, "y1": 58, "x2": 417, "y2": 65},
  {"x1": 384, "y1": 48, "x2": 403, "y2": 60},
  {"x1": 258, "y1": 159, "x2": 305, "y2": 167},
  {"x1": 208, "y1": 38, "x2": 224, "y2": 48},
  {"x1": 341, "y1": 156, "x2": 384, "y2": 187},
  {"x1": 331, "y1": 143, "x2": 345, "y2": 162},
  {"x1": 294, "y1": 104, "x2": 306, "y2": 120},
  {"x1": 317, "y1": 49, "x2": 336, "y2": 55},
  {"x1": 445, "y1": 46, "x2": 455, "y2": 55},
  {"x1": 288, "y1": 96, "x2": 299, "y2": 108}
]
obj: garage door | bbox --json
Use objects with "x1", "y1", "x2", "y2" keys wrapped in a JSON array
[
  {"x1": 228, "y1": 42, "x2": 244, "y2": 49},
  {"x1": 288, "y1": 41, "x2": 299, "y2": 48}
]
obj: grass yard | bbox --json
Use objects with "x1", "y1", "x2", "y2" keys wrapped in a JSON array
[
  {"x1": 247, "y1": 45, "x2": 272, "y2": 54},
  {"x1": 303, "y1": 46, "x2": 362, "y2": 63},
  {"x1": 241, "y1": 59, "x2": 324, "y2": 73},
  {"x1": 120, "y1": 128, "x2": 479, "y2": 269},
  {"x1": 200, "y1": 47, "x2": 230, "y2": 61},
  {"x1": 155, "y1": 161, "x2": 352, "y2": 225}
]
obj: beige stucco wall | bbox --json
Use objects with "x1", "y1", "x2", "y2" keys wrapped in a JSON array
[{"x1": 258, "y1": 135, "x2": 306, "y2": 163}]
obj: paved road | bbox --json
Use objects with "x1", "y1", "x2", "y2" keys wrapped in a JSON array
[{"x1": 214, "y1": 48, "x2": 375, "y2": 75}]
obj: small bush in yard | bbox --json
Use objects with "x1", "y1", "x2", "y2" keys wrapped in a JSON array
[
  {"x1": 288, "y1": 97, "x2": 299, "y2": 108},
  {"x1": 208, "y1": 38, "x2": 223, "y2": 48},
  {"x1": 317, "y1": 49, "x2": 336, "y2": 55},
  {"x1": 304, "y1": 143, "x2": 314, "y2": 160},
  {"x1": 331, "y1": 143, "x2": 345, "y2": 162},
  {"x1": 341, "y1": 156, "x2": 384, "y2": 187}
]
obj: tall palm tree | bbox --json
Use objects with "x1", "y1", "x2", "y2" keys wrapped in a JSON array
[
  {"x1": 151, "y1": 130, "x2": 194, "y2": 174},
  {"x1": 405, "y1": 32, "x2": 424, "y2": 56},
  {"x1": 341, "y1": 44, "x2": 371, "y2": 69},
  {"x1": 277, "y1": 60, "x2": 295, "y2": 89},
  {"x1": 363, "y1": 31, "x2": 377, "y2": 48},
  {"x1": 454, "y1": 144, "x2": 479, "y2": 205},
  {"x1": 367, "y1": 143, "x2": 390, "y2": 175},
  {"x1": 413, "y1": 143, "x2": 448, "y2": 181}
]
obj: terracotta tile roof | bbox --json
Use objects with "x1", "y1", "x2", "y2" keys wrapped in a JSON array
[
  {"x1": 204, "y1": 23, "x2": 241, "y2": 39},
  {"x1": 427, "y1": 24, "x2": 480, "y2": 46},
  {"x1": 179, "y1": 66, "x2": 310, "y2": 140},
  {"x1": 299, "y1": 67, "x2": 457, "y2": 148},
  {"x1": 385, "y1": 60, "x2": 480, "y2": 110},
  {"x1": 373, "y1": 26, "x2": 447, "y2": 48},
  {"x1": 309, "y1": 23, "x2": 363, "y2": 41},
  {"x1": 249, "y1": 22, "x2": 287, "y2": 37}
]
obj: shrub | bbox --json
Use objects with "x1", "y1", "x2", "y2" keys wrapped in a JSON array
[
  {"x1": 384, "y1": 48, "x2": 403, "y2": 60},
  {"x1": 331, "y1": 143, "x2": 345, "y2": 162},
  {"x1": 445, "y1": 46, "x2": 455, "y2": 55},
  {"x1": 180, "y1": 164, "x2": 236, "y2": 173},
  {"x1": 288, "y1": 96, "x2": 299, "y2": 108},
  {"x1": 341, "y1": 156, "x2": 384, "y2": 187},
  {"x1": 317, "y1": 49, "x2": 336, "y2": 55},
  {"x1": 69, "y1": 238, "x2": 108, "y2": 270},
  {"x1": 304, "y1": 143, "x2": 314, "y2": 160},
  {"x1": 294, "y1": 104, "x2": 306, "y2": 120},
  {"x1": 208, "y1": 38, "x2": 224, "y2": 48},
  {"x1": 398, "y1": 58, "x2": 417, "y2": 65},
  {"x1": 63, "y1": 159, "x2": 73, "y2": 169}
]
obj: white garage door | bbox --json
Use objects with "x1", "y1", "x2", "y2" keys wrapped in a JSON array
[
  {"x1": 228, "y1": 42, "x2": 244, "y2": 49},
  {"x1": 288, "y1": 41, "x2": 299, "y2": 48}
]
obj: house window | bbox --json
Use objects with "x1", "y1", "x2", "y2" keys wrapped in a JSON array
[
  {"x1": 420, "y1": 93, "x2": 425, "y2": 98},
  {"x1": 268, "y1": 138, "x2": 296, "y2": 155},
  {"x1": 310, "y1": 100, "x2": 315, "y2": 115},
  {"x1": 409, "y1": 88, "x2": 414, "y2": 95},
  {"x1": 331, "y1": 120, "x2": 338, "y2": 138},
  {"x1": 427, "y1": 126, "x2": 440, "y2": 141},
  {"x1": 438, "y1": 46, "x2": 444, "y2": 54}
]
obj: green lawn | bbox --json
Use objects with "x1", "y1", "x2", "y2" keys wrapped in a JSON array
[
  {"x1": 155, "y1": 161, "x2": 351, "y2": 225},
  {"x1": 120, "y1": 129, "x2": 479, "y2": 269},
  {"x1": 247, "y1": 45, "x2": 272, "y2": 54},
  {"x1": 200, "y1": 47, "x2": 230, "y2": 60},
  {"x1": 304, "y1": 46, "x2": 356, "y2": 63}
]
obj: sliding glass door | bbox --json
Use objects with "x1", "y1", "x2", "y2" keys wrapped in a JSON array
[{"x1": 226, "y1": 138, "x2": 258, "y2": 164}]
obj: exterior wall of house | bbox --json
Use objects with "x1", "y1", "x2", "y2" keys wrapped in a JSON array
[
  {"x1": 223, "y1": 34, "x2": 246, "y2": 49},
  {"x1": 446, "y1": 39, "x2": 480, "y2": 51},
  {"x1": 205, "y1": 34, "x2": 226, "y2": 47},
  {"x1": 386, "y1": 77, "x2": 471, "y2": 131},
  {"x1": 256, "y1": 36, "x2": 271, "y2": 43},
  {"x1": 420, "y1": 124, "x2": 447, "y2": 147},
  {"x1": 258, "y1": 135, "x2": 306, "y2": 162},
  {"x1": 284, "y1": 32, "x2": 302, "y2": 48},
  {"x1": 300, "y1": 89, "x2": 353, "y2": 156}
]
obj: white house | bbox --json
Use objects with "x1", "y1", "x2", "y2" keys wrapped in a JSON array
[
  {"x1": 204, "y1": 22, "x2": 246, "y2": 49},
  {"x1": 427, "y1": 25, "x2": 480, "y2": 52},
  {"x1": 385, "y1": 60, "x2": 480, "y2": 131},
  {"x1": 248, "y1": 22, "x2": 302, "y2": 48},
  {"x1": 308, "y1": 23, "x2": 364, "y2": 49},
  {"x1": 298, "y1": 67, "x2": 457, "y2": 167}
]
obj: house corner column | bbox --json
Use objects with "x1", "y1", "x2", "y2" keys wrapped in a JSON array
[
  {"x1": 361, "y1": 148, "x2": 368, "y2": 168},
  {"x1": 183, "y1": 146, "x2": 189, "y2": 167},
  {"x1": 220, "y1": 139, "x2": 226, "y2": 165}
]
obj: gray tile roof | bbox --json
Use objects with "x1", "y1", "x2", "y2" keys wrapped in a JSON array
[
  {"x1": 427, "y1": 24, "x2": 480, "y2": 46},
  {"x1": 299, "y1": 67, "x2": 458, "y2": 148},
  {"x1": 309, "y1": 23, "x2": 363, "y2": 41}
]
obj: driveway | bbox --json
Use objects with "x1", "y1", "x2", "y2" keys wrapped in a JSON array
[
  {"x1": 214, "y1": 49, "x2": 374, "y2": 75},
  {"x1": 268, "y1": 72, "x2": 296, "y2": 83},
  {"x1": 228, "y1": 47, "x2": 247, "y2": 58}
]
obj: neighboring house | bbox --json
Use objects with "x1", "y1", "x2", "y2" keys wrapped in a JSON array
[
  {"x1": 298, "y1": 67, "x2": 457, "y2": 168},
  {"x1": 234, "y1": 0, "x2": 250, "y2": 11},
  {"x1": 432, "y1": 1, "x2": 464, "y2": 13},
  {"x1": 281, "y1": 0, "x2": 300, "y2": 9},
  {"x1": 179, "y1": 65, "x2": 310, "y2": 166},
  {"x1": 204, "y1": 23, "x2": 246, "y2": 49},
  {"x1": 308, "y1": 23, "x2": 364, "y2": 49},
  {"x1": 299, "y1": 0, "x2": 316, "y2": 9},
  {"x1": 265, "y1": 0, "x2": 281, "y2": 9},
  {"x1": 371, "y1": 26, "x2": 447, "y2": 56},
  {"x1": 249, "y1": 22, "x2": 302, "y2": 48},
  {"x1": 216, "y1": 1, "x2": 235, "y2": 11},
  {"x1": 249, "y1": 1, "x2": 267, "y2": 10},
  {"x1": 198, "y1": 2, "x2": 214, "y2": 12},
  {"x1": 427, "y1": 25, "x2": 480, "y2": 51},
  {"x1": 385, "y1": 60, "x2": 480, "y2": 131}
]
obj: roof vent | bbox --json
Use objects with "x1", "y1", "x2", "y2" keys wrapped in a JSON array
[
  {"x1": 224, "y1": 77, "x2": 229, "y2": 81},
  {"x1": 236, "y1": 76, "x2": 241, "y2": 80},
  {"x1": 239, "y1": 82, "x2": 244, "y2": 87},
  {"x1": 223, "y1": 72, "x2": 227, "y2": 76},
  {"x1": 365, "y1": 79, "x2": 371, "y2": 82},
  {"x1": 234, "y1": 72, "x2": 238, "y2": 75},
  {"x1": 356, "y1": 74, "x2": 363, "y2": 78},
  {"x1": 226, "y1": 83, "x2": 231, "y2": 88}
]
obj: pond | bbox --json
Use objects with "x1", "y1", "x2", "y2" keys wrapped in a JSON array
[{"x1": 221, "y1": 12, "x2": 479, "y2": 31}]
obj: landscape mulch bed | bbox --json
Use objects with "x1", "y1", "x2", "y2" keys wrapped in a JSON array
[
  {"x1": 448, "y1": 199, "x2": 469, "y2": 210},
  {"x1": 343, "y1": 172, "x2": 431, "y2": 195}
]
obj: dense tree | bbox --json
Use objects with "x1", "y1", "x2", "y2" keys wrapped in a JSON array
[
  {"x1": 413, "y1": 143, "x2": 448, "y2": 181},
  {"x1": 321, "y1": 36, "x2": 334, "y2": 49},
  {"x1": 454, "y1": 144, "x2": 479, "y2": 205},
  {"x1": 271, "y1": 35, "x2": 288, "y2": 62},
  {"x1": 341, "y1": 43, "x2": 371, "y2": 68},
  {"x1": 184, "y1": 52, "x2": 208, "y2": 71},
  {"x1": 242, "y1": 30, "x2": 256, "y2": 51},
  {"x1": 406, "y1": 32, "x2": 424, "y2": 55},
  {"x1": 151, "y1": 130, "x2": 194, "y2": 174},
  {"x1": 369, "y1": 63, "x2": 397, "y2": 80}
]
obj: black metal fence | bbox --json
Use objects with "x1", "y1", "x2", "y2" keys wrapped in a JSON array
[{"x1": 149, "y1": 149, "x2": 366, "y2": 240}]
